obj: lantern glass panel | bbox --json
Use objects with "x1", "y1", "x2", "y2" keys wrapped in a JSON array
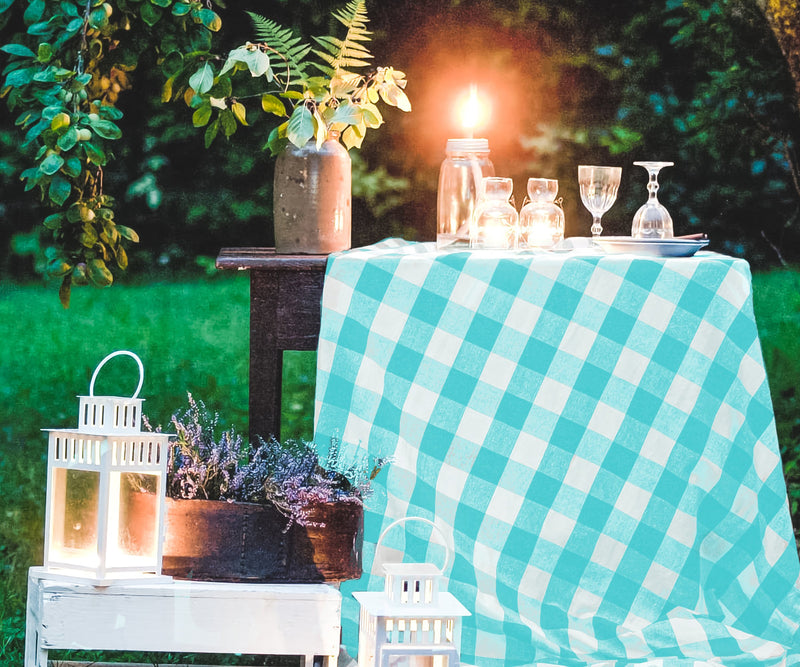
[
  {"x1": 109, "y1": 471, "x2": 161, "y2": 567},
  {"x1": 50, "y1": 468, "x2": 100, "y2": 565}
]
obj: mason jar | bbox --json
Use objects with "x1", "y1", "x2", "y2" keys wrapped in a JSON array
[{"x1": 436, "y1": 138, "x2": 494, "y2": 249}]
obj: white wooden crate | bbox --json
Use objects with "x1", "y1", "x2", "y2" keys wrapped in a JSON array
[{"x1": 25, "y1": 567, "x2": 342, "y2": 667}]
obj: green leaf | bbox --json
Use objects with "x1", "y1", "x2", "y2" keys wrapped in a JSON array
[
  {"x1": 116, "y1": 245, "x2": 128, "y2": 270},
  {"x1": 22, "y1": 118, "x2": 48, "y2": 146},
  {"x1": 23, "y1": 0, "x2": 45, "y2": 24},
  {"x1": 195, "y1": 7, "x2": 221, "y2": 31},
  {"x1": 88, "y1": 7, "x2": 108, "y2": 28},
  {"x1": 219, "y1": 108, "x2": 236, "y2": 137},
  {"x1": 161, "y1": 50, "x2": 184, "y2": 77},
  {"x1": 64, "y1": 17, "x2": 83, "y2": 33},
  {"x1": 139, "y1": 2, "x2": 163, "y2": 26},
  {"x1": 40, "y1": 152, "x2": 64, "y2": 175},
  {"x1": 87, "y1": 258, "x2": 113, "y2": 286},
  {"x1": 47, "y1": 256, "x2": 72, "y2": 277},
  {"x1": 361, "y1": 102, "x2": 382, "y2": 128},
  {"x1": 1, "y1": 44, "x2": 36, "y2": 57},
  {"x1": 57, "y1": 126, "x2": 78, "y2": 150},
  {"x1": 192, "y1": 103, "x2": 212, "y2": 127},
  {"x1": 171, "y1": 1, "x2": 192, "y2": 16},
  {"x1": 90, "y1": 119, "x2": 122, "y2": 140},
  {"x1": 231, "y1": 101, "x2": 247, "y2": 126},
  {"x1": 48, "y1": 175, "x2": 71, "y2": 205},
  {"x1": 62, "y1": 156, "x2": 81, "y2": 177},
  {"x1": 27, "y1": 20, "x2": 53, "y2": 36},
  {"x1": 286, "y1": 105, "x2": 314, "y2": 148},
  {"x1": 43, "y1": 212, "x2": 64, "y2": 230},
  {"x1": 204, "y1": 118, "x2": 219, "y2": 148},
  {"x1": 58, "y1": 274, "x2": 72, "y2": 308},
  {"x1": 59, "y1": 1, "x2": 79, "y2": 18},
  {"x1": 330, "y1": 102, "x2": 362, "y2": 126},
  {"x1": 4, "y1": 66, "x2": 35, "y2": 87},
  {"x1": 83, "y1": 141, "x2": 106, "y2": 165},
  {"x1": 41, "y1": 105, "x2": 62, "y2": 120},
  {"x1": 80, "y1": 225, "x2": 98, "y2": 247},
  {"x1": 0, "y1": 0, "x2": 14, "y2": 14},
  {"x1": 116, "y1": 225, "x2": 140, "y2": 242},
  {"x1": 189, "y1": 62, "x2": 214, "y2": 94},
  {"x1": 266, "y1": 121, "x2": 288, "y2": 156},
  {"x1": 151, "y1": 0, "x2": 171, "y2": 7},
  {"x1": 261, "y1": 93, "x2": 286, "y2": 116},
  {"x1": 209, "y1": 75, "x2": 232, "y2": 99},
  {"x1": 220, "y1": 46, "x2": 270, "y2": 78}
]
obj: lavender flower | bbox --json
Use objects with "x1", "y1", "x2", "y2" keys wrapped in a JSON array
[{"x1": 156, "y1": 394, "x2": 389, "y2": 528}]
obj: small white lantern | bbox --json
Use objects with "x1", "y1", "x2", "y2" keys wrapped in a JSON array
[
  {"x1": 354, "y1": 518, "x2": 470, "y2": 667},
  {"x1": 43, "y1": 351, "x2": 173, "y2": 585}
]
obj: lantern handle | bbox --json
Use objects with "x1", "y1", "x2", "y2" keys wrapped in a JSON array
[
  {"x1": 374, "y1": 516, "x2": 454, "y2": 576},
  {"x1": 89, "y1": 350, "x2": 145, "y2": 399}
]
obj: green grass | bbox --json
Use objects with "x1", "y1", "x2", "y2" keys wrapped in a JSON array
[
  {"x1": 751, "y1": 267, "x2": 800, "y2": 519},
  {"x1": 0, "y1": 268, "x2": 798, "y2": 664},
  {"x1": 0, "y1": 274, "x2": 316, "y2": 665}
]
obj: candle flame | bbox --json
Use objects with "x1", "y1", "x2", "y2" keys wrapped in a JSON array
[{"x1": 458, "y1": 84, "x2": 489, "y2": 137}]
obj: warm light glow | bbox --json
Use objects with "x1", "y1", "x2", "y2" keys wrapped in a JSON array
[{"x1": 458, "y1": 84, "x2": 490, "y2": 137}]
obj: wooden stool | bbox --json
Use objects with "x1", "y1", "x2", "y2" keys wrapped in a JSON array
[
  {"x1": 25, "y1": 567, "x2": 342, "y2": 666},
  {"x1": 216, "y1": 248, "x2": 327, "y2": 440}
]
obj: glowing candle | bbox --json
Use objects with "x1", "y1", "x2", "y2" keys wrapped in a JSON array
[{"x1": 458, "y1": 84, "x2": 489, "y2": 139}]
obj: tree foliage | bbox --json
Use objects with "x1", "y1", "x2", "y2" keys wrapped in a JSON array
[{"x1": 1, "y1": 0, "x2": 221, "y2": 305}]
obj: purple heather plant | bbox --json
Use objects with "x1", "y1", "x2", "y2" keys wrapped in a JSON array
[{"x1": 152, "y1": 394, "x2": 389, "y2": 528}]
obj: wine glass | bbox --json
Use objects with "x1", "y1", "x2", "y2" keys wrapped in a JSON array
[
  {"x1": 578, "y1": 165, "x2": 622, "y2": 237},
  {"x1": 631, "y1": 161, "x2": 674, "y2": 239}
]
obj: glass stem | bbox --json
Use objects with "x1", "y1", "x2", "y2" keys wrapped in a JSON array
[
  {"x1": 647, "y1": 169, "x2": 660, "y2": 203},
  {"x1": 591, "y1": 216, "x2": 603, "y2": 237}
]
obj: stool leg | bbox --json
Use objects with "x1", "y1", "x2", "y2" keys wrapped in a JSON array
[{"x1": 25, "y1": 574, "x2": 46, "y2": 667}]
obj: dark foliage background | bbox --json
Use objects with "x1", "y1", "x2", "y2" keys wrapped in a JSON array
[{"x1": 2, "y1": 0, "x2": 799, "y2": 278}]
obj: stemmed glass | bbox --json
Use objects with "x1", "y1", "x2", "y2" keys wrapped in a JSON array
[
  {"x1": 578, "y1": 165, "x2": 622, "y2": 237},
  {"x1": 631, "y1": 161, "x2": 674, "y2": 239}
]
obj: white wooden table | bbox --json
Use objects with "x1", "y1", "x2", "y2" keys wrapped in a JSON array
[{"x1": 25, "y1": 567, "x2": 342, "y2": 667}]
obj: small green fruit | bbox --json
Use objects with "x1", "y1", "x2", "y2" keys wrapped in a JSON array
[
  {"x1": 79, "y1": 206, "x2": 96, "y2": 223},
  {"x1": 50, "y1": 112, "x2": 71, "y2": 131}
]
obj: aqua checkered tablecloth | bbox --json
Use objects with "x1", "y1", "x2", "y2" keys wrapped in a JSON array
[{"x1": 313, "y1": 239, "x2": 800, "y2": 666}]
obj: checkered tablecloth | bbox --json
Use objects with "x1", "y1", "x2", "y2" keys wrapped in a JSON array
[{"x1": 313, "y1": 239, "x2": 800, "y2": 666}]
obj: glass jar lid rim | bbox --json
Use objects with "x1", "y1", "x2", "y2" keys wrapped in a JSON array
[{"x1": 446, "y1": 138, "x2": 490, "y2": 152}]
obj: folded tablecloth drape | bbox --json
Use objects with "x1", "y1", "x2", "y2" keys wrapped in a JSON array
[{"x1": 313, "y1": 239, "x2": 800, "y2": 666}]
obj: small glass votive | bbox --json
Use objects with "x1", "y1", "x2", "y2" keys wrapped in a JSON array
[
  {"x1": 470, "y1": 177, "x2": 518, "y2": 249},
  {"x1": 519, "y1": 178, "x2": 565, "y2": 249}
]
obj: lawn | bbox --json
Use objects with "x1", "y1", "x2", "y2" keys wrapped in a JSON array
[{"x1": 1, "y1": 266, "x2": 798, "y2": 664}]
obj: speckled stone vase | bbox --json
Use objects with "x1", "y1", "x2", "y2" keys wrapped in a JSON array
[{"x1": 272, "y1": 132, "x2": 352, "y2": 254}]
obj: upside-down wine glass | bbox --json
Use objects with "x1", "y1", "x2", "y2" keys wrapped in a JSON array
[
  {"x1": 631, "y1": 161, "x2": 674, "y2": 239},
  {"x1": 578, "y1": 165, "x2": 622, "y2": 237}
]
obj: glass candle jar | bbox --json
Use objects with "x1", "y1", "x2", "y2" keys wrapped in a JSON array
[
  {"x1": 519, "y1": 178, "x2": 565, "y2": 249},
  {"x1": 436, "y1": 138, "x2": 495, "y2": 249},
  {"x1": 470, "y1": 177, "x2": 519, "y2": 249}
]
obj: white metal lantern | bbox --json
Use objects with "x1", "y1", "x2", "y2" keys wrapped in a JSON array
[
  {"x1": 42, "y1": 351, "x2": 173, "y2": 585},
  {"x1": 354, "y1": 517, "x2": 470, "y2": 667}
]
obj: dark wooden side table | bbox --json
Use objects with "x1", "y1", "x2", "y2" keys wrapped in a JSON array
[{"x1": 216, "y1": 248, "x2": 328, "y2": 440}]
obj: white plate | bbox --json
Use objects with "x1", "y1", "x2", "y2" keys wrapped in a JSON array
[{"x1": 593, "y1": 236, "x2": 709, "y2": 258}]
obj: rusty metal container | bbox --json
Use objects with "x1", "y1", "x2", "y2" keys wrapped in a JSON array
[{"x1": 158, "y1": 498, "x2": 363, "y2": 583}]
